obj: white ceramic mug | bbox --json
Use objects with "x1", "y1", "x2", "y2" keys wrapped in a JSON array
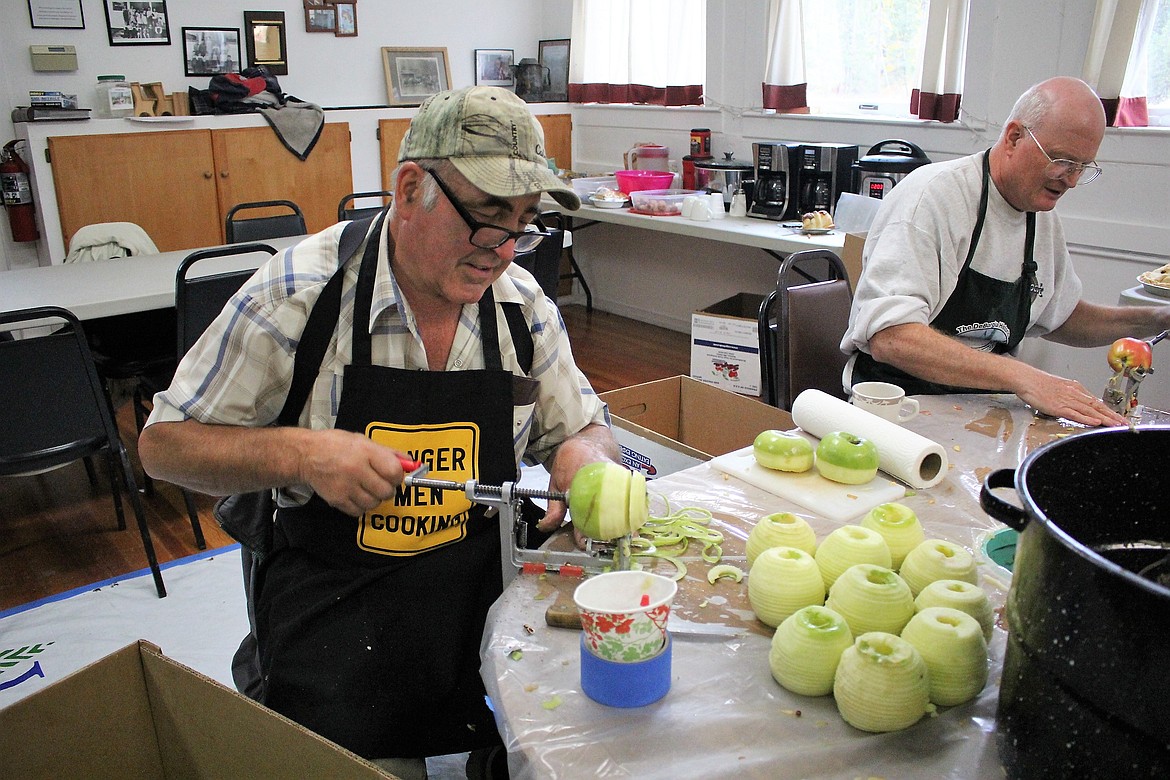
[{"x1": 850, "y1": 381, "x2": 919, "y2": 423}]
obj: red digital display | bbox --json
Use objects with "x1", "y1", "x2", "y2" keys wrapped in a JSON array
[{"x1": 868, "y1": 181, "x2": 886, "y2": 199}]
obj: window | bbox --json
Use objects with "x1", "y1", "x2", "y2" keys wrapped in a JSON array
[
  {"x1": 803, "y1": 0, "x2": 930, "y2": 118},
  {"x1": 1147, "y1": 0, "x2": 1170, "y2": 126}
]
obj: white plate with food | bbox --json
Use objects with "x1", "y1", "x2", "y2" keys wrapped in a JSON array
[
  {"x1": 589, "y1": 196, "x2": 628, "y2": 209},
  {"x1": 1138, "y1": 263, "x2": 1170, "y2": 298},
  {"x1": 801, "y1": 227, "x2": 834, "y2": 235}
]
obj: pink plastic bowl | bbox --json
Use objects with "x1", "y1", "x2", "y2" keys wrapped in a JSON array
[{"x1": 615, "y1": 170, "x2": 676, "y2": 195}]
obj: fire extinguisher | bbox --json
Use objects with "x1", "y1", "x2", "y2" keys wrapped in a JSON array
[{"x1": 2, "y1": 139, "x2": 39, "y2": 242}]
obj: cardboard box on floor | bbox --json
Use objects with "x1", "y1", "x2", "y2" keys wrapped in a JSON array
[
  {"x1": 690, "y1": 292, "x2": 766, "y2": 396},
  {"x1": 0, "y1": 640, "x2": 393, "y2": 779},
  {"x1": 601, "y1": 376, "x2": 794, "y2": 478}
]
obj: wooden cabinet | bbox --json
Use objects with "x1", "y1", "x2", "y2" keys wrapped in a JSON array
[
  {"x1": 378, "y1": 113, "x2": 571, "y2": 191},
  {"x1": 49, "y1": 123, "x2": 353, "y2": 252}
]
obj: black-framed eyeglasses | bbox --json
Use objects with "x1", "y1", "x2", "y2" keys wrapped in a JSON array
[
  {"x1": 1024, "y1": 126, "x2": 1103, "y2": 185},
  {"x1": 425, "y1": 168, "x2": 549, "y2": 253}
]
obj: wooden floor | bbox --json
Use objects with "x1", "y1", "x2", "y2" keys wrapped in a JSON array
[{"x1": 0, "y1": 305, "x2": 690, "y2": 611}]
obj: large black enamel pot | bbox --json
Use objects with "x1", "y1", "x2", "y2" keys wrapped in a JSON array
[{"x1": 980, "y1": 426, "x2": 1170, "y2": 778}]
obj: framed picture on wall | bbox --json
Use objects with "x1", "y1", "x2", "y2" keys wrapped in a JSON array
[
  {"x1": 334, "y1": 2, "x2": 357, "y2": 37},
  {"x1": 475, "y1": 49, "x2": 514, "y2": 87},
  {"x1": 539, "y1": 38, "x2": 570, "y2": 102},
  {"x1": 304, "y1": 2, "x2": 335, "y2": 33},
  {"x1": 382, "y1": 46, "x2": 451, "y2": 107},
  {"x1": 244, "y1": 11, "x2": 288, "y2": 75},
  {"x1": 183, "y1": 27, "x2": 241, "y2": 77},
  {"x1": 103, "y1": 0, "x2": 170, "y2": 45},
  {"x1": 28, "y1": 0, "x2": 85, "y2": 29}
]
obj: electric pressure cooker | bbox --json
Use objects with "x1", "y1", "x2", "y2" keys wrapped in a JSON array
[{"x1": 852, "y1": 139, "x2": 931, "y2": 200}]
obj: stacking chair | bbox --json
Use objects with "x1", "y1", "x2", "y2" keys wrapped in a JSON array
[
  {"x1": 512, "y1": 216, "x2": 565, "y2": 302},
  {"x1": 0, "y1": 306, "x2": 166, "y2": 598},
  {"x1": 225, "y1": 200, "x2": 307, "y2": 244},
  {"x1": 337, "y1": 190, "x2": 393, "y2": 222},
  {"x1": 758, "y1": 249, "x2": 854, "y2": 410},
  {"x1": 133, "y1": 243, "x2": 278, "y2": 548}
]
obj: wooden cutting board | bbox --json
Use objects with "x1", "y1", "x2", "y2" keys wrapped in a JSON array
[{"x1": 709, "y1": 445, "x2": 905, "y2": 523}]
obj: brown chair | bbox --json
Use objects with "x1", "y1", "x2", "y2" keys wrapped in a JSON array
[{"x1": 758, "y1": 249, "x2": 854, "y2": 410}]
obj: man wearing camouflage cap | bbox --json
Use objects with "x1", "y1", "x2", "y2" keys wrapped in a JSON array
[{"x1": 141, "y1": 86, "x2": 618, "y2": 776}]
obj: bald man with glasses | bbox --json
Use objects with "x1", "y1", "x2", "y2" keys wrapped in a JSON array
[{"x1": 842, "y1": 76, "x2": 1170, "y2": 426}]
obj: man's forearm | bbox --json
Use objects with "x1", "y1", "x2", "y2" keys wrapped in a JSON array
[
  {"x1": 868, "y1": 323, "x2": 1031, "y2": 392},
  {"x1": 138, "y1": 420, "x2": 310, "y2": 496},
  {"x1": 1046, "y1": 300, "x2": 1170, "y2": 348}
]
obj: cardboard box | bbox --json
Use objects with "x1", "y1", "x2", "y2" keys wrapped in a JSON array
[
  {"x1": 842, "y1": 231, "x2": 867, "y2": 290},
  {"x1": 601, "y1": 376, "x2": 794, "y2": 478},
  {"x1": 690, "y1": 292, "x2": 766, "y2": 396},
  {"x1": 0, "y1": 640, "x2": 391, "y2": 778}
]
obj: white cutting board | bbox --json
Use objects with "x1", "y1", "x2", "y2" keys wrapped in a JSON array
[{"x1": 709, "y1": 445, "x2": 906, "y2": 523}]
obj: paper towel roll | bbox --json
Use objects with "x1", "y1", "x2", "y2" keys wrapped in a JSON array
[{"x1": 791, "y1": 389, "x2": 948, "y2": 489}]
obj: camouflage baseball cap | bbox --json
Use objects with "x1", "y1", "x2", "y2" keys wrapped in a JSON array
[{"x1": 398, "y1": 86, "x2": 580, "y2": 210}]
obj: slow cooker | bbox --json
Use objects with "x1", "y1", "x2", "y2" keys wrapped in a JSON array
[
  {"x1": 694, "y1": 153, "x2": 754, "y2": 209},
  {"x1": 851, "y1": 139, "x2": 931, "y2": 200}
]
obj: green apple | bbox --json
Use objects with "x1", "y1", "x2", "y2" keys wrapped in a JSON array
[
  {"x1": 815, "y1": 431, "x2": 879, "y2": 485},
  {"x1": 569, "y1": 462, "x2": 648, "y2": 541},
  {"x1": 753, "y1": 430, "x2": 814, "y2": 473}
]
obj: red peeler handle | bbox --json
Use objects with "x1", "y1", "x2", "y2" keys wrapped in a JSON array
[{"x1": 398, "y1": 455, "x2": 422, "y2": 471}]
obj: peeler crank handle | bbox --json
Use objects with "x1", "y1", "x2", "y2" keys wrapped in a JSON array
[{"x1": 1149, "y1": 329, "x2": 1169, "y2": 347}]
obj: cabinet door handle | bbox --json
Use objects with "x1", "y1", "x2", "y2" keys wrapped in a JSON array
[
  {"x1": 220, "y1": 170, "x2": 229, "y2": 178},
  {"x1": 203, "y1": 171, "x2": 213, "y2": 179}
]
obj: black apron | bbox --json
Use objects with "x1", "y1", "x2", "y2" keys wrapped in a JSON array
[
  {"x1": 254, "y1": 219, "x2": 530, "y2": 760},
  {"x1": 852, "y1": 150, "x2": 1039, "y2": 395}
]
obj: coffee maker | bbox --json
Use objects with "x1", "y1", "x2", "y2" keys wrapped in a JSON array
[
  {"x1": 796, "y1": 143, "x2": 859, "y2": 216},
  {"x1": 748, "y1": 141, "x2": 801, "y2": 221}
]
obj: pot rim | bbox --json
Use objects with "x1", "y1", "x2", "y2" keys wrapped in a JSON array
[{"x1": 1015, "y1": 425, "x2": 1170, "y2": 600}]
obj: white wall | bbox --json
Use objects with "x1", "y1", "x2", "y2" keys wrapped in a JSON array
[{"x1": 0, "y1": 0, "x2": 573, "y2": 269}]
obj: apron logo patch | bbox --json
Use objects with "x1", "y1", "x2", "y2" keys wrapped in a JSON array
[{"x1": 361, "y1": 422, "x2": 480, "y2": 556}]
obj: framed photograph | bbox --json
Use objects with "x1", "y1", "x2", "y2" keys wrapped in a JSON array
[
  {"x1": 334, "y1": 2, "x2": 357, "y2": 37},
  {"x1": 382, "y1": 46, "x2": 451, "y2": 107},
  {"x1": 304, "y1": 2, "x2": 335, "y2": 33},
  {"x1": 28, "y1": 0, "x2": 85, "y2": 29},
  {"x1": 475, "y1": 49, "x2": 514, "y2": 87},
  {"x1": 244, "y1": 11, "x2": 287, "y2": 75},
  {"x1": 539, "y1": 38, "x2": 570, "y2": 102},
  {"x1": 103, "y1": 1, "x2": 170, "y2": 45},
  {"x1": 183, "y1": 27, "x2": 241, "y2": 77}
]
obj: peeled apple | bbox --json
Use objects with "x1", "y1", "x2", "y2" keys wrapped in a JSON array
[
  {"x1": 899, "y1": 539, "x2": 978, "y2": 597},
  {"x1": 748, "y1": 546, "x2": 826, "y2": 628},
  {"x1": 813, "y1": 525, "x2": 892, "y2": 590},
  {"x1": 752, "y1": 430, "x2": 814, "y2": 472},
  {"x1": 769, "y1": 605, "x2": 853, "y2": 696},
  {"x1": 833, "y1": 632, "x2": 932, "y2": 733},
  {"x1": 746, "y1": 512, "x2": 817, "y2": 567},
  {"x1": 815, "y1": 432, "x2": 880, "y2": 485},
  {"x1": 914, "y1": 579, "x2": 995, "y2": 642},
  {"x1": 860, "y1": 503, "x2": 925, "y2": 570},
  {"x1": 825, "y1": 563, "x2": 915, "y2": 637},
  {"x1": 568, "y1": 462, "x2": 648, "y2": 541},
  {"x1": 900, "y1": 607, "x2": 988, "y2": 706}
]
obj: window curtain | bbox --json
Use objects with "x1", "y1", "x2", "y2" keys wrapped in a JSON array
[
  {"x1": 762, "y1": 0, "x2": 808, "y2": 113},
  {"x1": 910, "y1": 0, "x2": 968, "y2": 122},
  {"x1": 1083, "y1": 0, "x2": 1159, "y2": 126},
  {"x1": 568, "y1": 0, "x2": 705, "y2": 106}
]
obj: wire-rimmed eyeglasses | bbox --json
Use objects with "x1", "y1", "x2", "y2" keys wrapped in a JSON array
[
  {"x1": 1024, "y1": 126, "x2": 1103, "y2": 185},
  {"x1": 425, "y1": 168, "x2": 549, "y2": 252}
]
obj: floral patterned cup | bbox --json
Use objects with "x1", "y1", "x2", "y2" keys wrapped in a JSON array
[{"x1": 573, "y1": 571, "x2": 677, "y2": 663}]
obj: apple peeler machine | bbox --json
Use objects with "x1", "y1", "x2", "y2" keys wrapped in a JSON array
[{"x1": 402, "y1": 462, "x2": 631, "y2": 587}]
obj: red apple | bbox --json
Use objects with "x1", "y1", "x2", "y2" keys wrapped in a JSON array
[{"x1": 1107, "y1": 337, "x2": 1152, "y2": 373}]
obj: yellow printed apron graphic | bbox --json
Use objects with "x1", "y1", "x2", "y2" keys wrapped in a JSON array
[{"x1": 362, "y1": 421, "x2": 480, "y2": 555}]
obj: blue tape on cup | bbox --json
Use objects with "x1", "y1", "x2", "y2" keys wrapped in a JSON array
[{"x1": 580, "y1": 632, "x2": 672, "y2": 708}]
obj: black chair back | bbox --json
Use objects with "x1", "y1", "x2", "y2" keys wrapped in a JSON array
[
  {"x1": 512, "y1": 226, "x2": 565, "y2": 302},
  {"x1": 175, "y1": 242, "x2": 278, "y2": 356},
  {"x1": 0, "y1": 306, "x2": 166, "y2": 597},
  {"x1": 337, "y1": 190, "x2": 393, "y2": 222},
  {"x1": 225, "y1": 200, "x2": 307, "y2": 244},
  {"x1": 758, "y1": 249, "x2": 854, "y2": 410}
]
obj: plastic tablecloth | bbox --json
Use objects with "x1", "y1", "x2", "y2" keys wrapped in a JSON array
[{"x1": 480, "y1": 394, "x2": 1084, "y2": 779}]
